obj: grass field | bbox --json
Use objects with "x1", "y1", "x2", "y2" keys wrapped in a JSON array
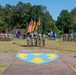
[
  {"x1": 71, "y1": 64, "x2": 76, "y2": 72},
  {"x1": 0, "y1": 38, "x2": 76, "y2": 53},
  {"x1": 0, "y1": 64, "x2": 8, "y2": 73}
]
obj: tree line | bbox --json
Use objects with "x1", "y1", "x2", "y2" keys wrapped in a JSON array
[{"x1": 0, "y1": 1, "x2": 76, "y2": 34}]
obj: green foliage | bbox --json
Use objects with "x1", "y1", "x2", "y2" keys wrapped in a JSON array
[
  {"x1": 0, "y1": 64, "x2": 8, "y2": 73},
  {"x1": 0, "y1": 17, "x2": 4, "y2": 30},
  {"x1": 51, "y1": 22, "x2": 60, "y2": 34},
  {"x1": 1, "y1": 2, "x2": 76, "y2": 34},
  {"x1": 70, "y1": 7, "x2": 76, "y2": 17},
  {"x1": 0, "y1": 2, "x2": 55, "y2": 34},
  {"x1": 56, "y1": 10, "x2": 74, "y2": 33},
  {"x1": 70, "y1": 7, "x2": 76, "y2": 31}
]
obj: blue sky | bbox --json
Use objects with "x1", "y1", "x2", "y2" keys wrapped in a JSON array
[{"x1": 0, "y1": 0, "x2": 76, "y2": 20}]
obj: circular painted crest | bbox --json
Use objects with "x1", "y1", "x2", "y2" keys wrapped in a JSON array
[{"x1": 16, "y1": 53, "x2": 59, "y2": 64}]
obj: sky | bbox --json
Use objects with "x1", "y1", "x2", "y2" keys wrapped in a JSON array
[{"x1": 0, "y1": 0, "x2": 76, "y2": 20}]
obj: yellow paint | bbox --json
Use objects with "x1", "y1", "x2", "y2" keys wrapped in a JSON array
[
  {"x1": 33, "y1": 53, "x2": 41, "y2": 56},
  {"x1": 19, "y1": 53, "x2": 27, "y2": 59},
  {"x1": 47, "y1": 54, "x2": 56, "y2": 60},
  {"x1": 31, "y1": 57, "x2": 44, "y2": 64}
]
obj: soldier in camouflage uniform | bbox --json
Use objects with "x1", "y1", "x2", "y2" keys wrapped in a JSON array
[
  {"x1": 33, "y1": 31, "x2": 38, "y2": 47},
  {"x1": 38, "y1": 33, "x2": 42, "y2": 47},
  {"x1": 26, "y1": 33, "x2": 30, "y2": 46},
  {"x1": 42, "y1": 33, "x2": 45, "y2": 46},
  {"x1": 30, "y1": 32, "x2": 34, "y2": 46}
]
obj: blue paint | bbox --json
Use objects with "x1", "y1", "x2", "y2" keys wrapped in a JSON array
[{"x1": 16, "y1": 53, "x2": 59, "y2": 64}]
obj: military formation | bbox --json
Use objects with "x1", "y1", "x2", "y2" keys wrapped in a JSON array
[
  {"x1": 0, "y1": 34, "x2": 13, "y2": 41},
  {"x1": 62, "y1": 34, "x2": 76, "y2": 41},
  {"x1": 26, "y1": 31, "x2": 45, "y2": 47}
]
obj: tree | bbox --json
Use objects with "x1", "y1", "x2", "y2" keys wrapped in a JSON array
[
  {"x1": 41, "y1": 11, "x2": 54, "y2": 34},
  {"x1": 0, "y1": 17, "x2": 4, "y2": 30},
  {"x1": 70, "y1": 7, "x2": 76, "y2": 31},
  {"x1": 0, "y1": 2, "x2": 55, "y2": 33},
  {"x1": 70, "y1": 7, "x2": 76, "y2": 17},
  {"x1": 56, "y1": 10, "x2": 74, "y2": 33}
]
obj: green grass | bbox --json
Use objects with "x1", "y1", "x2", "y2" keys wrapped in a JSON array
[
  {"x1": 71, "y1": 64, "x2": 76, "y2": 72},
  {"x1": 45, "y1": 39, "x2": 76, "y2": 53},
  {"x1": 72, "y1": 65, "x2": 76, "y2": 69},
  {"x1": 0, "y1": 64, "x2": 8, "y2": 73},
  {"x1": 0, "y1": 38, "x2": 76, "y2": 53}
]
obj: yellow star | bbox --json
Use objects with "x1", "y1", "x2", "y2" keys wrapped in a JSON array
[
  {"x1": 31, "y1": 57, "x2": 44, "y2": 64},
  {"x1": 47, "y1": 54, "x2": 56, "y2": 60},
  {"x1": 19, "y1": 53, "x2": 27, "y2": 59}
]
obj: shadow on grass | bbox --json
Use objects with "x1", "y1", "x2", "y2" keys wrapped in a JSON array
[
  {"x1": 12, "y1": 42, "x2": 76, "y2": 53},
  {"x1": 13, "y1": 43, "x2": 41, "y2": 47},
  {"x1": 20, "y1": 45, "x2": 38, "y2": 47}
]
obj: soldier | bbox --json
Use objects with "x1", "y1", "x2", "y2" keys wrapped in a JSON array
[
  {"x1": 73, "y1": 34, "x2": 76, "y2": 41},
  {"x1": 38, "y1": 33, "x2": 42, "y2": 47},
  {"x1": 33, "y1": 31, "x2": 38, "y2": 47},
  {"x1": 30, "y1": 32, "x2": 34, "y2": 46},
  {"x1": 42, "y1": 33, "x2": 45, "y2": 46},
  {"x1": 62, "y1": 34, "x2": 66, "y2": 41},
  {"x1": 0, "y1": 34, "x2": 2, "y2": 41},
  {"x1": 26, "y1": 33, "x2": 30, "y2": 46},
  {"x1": 66, "y1": 34, "x2": 68, "y2": 41},
  {"x1": 68, "y1": 34, "x2": 71, "y2": 41},
  {"x1": 70, "y1": 34, "x2": 73, "y2": 41},
  {"x1": 0, "y1": 34, "x2": 4, "y2": 41}
]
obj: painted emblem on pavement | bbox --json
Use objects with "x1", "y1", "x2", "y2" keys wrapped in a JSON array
[{"x1": 16, "y1": 53, "x2": 59, "y2": 64}]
